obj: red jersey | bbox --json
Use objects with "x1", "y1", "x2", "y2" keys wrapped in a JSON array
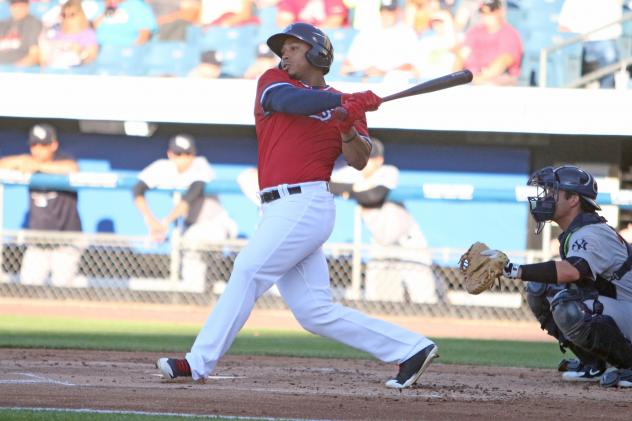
[{"x1": 255, "y1": 67, "x2": 368, "y2": 189}]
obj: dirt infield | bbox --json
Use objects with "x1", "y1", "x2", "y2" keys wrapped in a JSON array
[
  {"x1": 4, "y1": 299, "x2": 631, "y2": 420},
  {"x1": 1, "y1": 348, "x2": 631, "y2": 420}
]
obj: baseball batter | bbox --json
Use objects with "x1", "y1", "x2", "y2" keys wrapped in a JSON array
[
  {"x1": 497, "y1": 165, "x2": 632, "y2": 388},
  {"x1": 330, "y1": 138, "x2": 442, "y2": 303},
  {"x1": 157, "y1": 22, "x2": 437, "y2": 389}
]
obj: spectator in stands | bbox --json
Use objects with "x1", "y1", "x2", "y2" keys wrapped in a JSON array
[
  {"x1": 155, "y1": 0, "x2": 200, "y2": 41},
  {"x1": 276, "y1": 0, "x2": 348, "y2": 28},
  {"x1": 455, "y1": 0, "x2": 522, "y2": 85},
  {"x1": 343, "y1": 0, "x2": 381, "y2": 31},
  {"x1": 132, "y1": 134, "x2": 237, "y2": 292},
  {"x1": 41, "y1": 0, "x2": 103, "y2": 29},
  {"x1": 558, "y1": 0, "x2": 622, "y2": 89},
  {"x1": 405, "y1": 0, "x2": 443, "y2": 35},
  {"x1": 340, "y1": 0, "x2": 417, "y2": 82},
  {"x1": 330, "y1": 138, "x2": 443, "y2": 304},
  {"x1": 200, "y1": 0, "x2": 257, "y2": 27},
  {"x1": 0, "y1": 0, "x2": 42, "y2": 66},
  {"x1": 243, "y1": 41, "x2": 277, "y2": 79},
  {"x1": 93, "y1": 0, "x2": 157, "y2": 46},
  {"x1": 187, "y1": 49, "x2": 225, "y2": 78},
  {"x1": 39, "y1": 0, "x2": 98, "y2": 68},
  {"x1": 0, "y1": 124, "x2": 83, "y2": 287},
  {"x1": 414, "y1": 7, "x2": 457, "y2": 79}
]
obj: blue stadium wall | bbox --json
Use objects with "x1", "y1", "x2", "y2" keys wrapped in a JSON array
[{"x1": 0, "y1": 125, "x2": 530, "y2": 251}]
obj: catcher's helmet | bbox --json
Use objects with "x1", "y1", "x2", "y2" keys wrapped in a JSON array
[
  {"x1": 267, "y1": 23, "x2": 334, "y2": 74},
  {"x1": 527, "y1": 165, "x2": 600, "y2": 233}
]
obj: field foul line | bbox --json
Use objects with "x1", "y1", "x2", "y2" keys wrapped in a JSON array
[
  {"x1": 0, "y1": 406, "x2": 327, "y2": 421},
  {"x1": 0, "y1": 373, "x2": 76, "y2": 386}
]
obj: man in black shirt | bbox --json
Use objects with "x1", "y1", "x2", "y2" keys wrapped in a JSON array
[{"x1": 0, "y1": 124, "x2": 82, "y2": 286}]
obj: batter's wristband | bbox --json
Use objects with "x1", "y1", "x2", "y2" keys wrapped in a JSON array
[{"x1": 520, "y1": 261, "x2": 558, "y2": 284}]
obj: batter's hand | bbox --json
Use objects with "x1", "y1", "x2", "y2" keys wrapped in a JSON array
[
  {"x1": 335, "y1": 100, "x2": 364, "y2": 134},
  {"x1": 343, "y1": 90, "x2": 382, "y2": 112}
]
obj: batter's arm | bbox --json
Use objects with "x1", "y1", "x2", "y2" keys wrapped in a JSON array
[
  {"x1": 262, "y1": 84, "x2": 342, "y2": 115},
  {"x1": 341, "y1": 128, "x2": 371, "y2": 170}
]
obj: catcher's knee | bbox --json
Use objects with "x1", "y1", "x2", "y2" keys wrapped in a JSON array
[
  {"x1": 551, "y1": 291, "x2": 590, "y2": 339},
  {"x1": 526, "y1": 282, "x2": 567, "y2": 340}
]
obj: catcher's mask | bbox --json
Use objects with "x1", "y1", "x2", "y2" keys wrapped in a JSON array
[
  {"x1": 267, "y1": 23, "x2": 334, "y2": 74},
  {"x1": 527, "y1": 165, "x2": 600, "y2": 234}
]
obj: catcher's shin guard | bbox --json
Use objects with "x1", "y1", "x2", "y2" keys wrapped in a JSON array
[{"x1": 552, "y1": 297, "x2": 632, "y2": 369}]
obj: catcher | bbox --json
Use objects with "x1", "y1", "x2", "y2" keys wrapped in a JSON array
[{"x1": 460, "y1": 165, "x2": 632, "y2": 388}]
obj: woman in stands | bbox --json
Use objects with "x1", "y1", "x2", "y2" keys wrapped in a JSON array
[{"x1": 39, "y1": 0, "x2": 98, "y2": 68}]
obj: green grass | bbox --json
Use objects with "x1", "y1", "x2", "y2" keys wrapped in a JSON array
[
  {"x1": 0, "y1": 314, "x2": 561, "y2": 368},
  {"x1": 0, "y1": 409, "x2": 269, "y2": 421}
]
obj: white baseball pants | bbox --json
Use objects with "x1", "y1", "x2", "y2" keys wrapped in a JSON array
[{"x1": 186, "y1": 181, "x2": 432, "y2": 380}]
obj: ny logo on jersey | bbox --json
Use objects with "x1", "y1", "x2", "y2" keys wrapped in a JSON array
[
  {"x1": 308, "y1": 110, "x2": 333, "y2": 121},
  {"x1": 571, "y1": 239, "x2": 588, "y2": 251}
]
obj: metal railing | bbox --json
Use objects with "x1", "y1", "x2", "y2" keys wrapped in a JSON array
[{"x1": 539, "y1": 12, "x2": 632, "y2": 88}]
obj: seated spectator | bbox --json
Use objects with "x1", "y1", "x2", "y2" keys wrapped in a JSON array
[
  {"x1": 341, "y1": 0, "x2": 417, "y2": 82},
  {"x1": 242, "y1": 42, "x2": 277, "y2": 79},
  {"x1": 405, "y1": 0, "x2": 440, "y2": 35},
  {"x1": 0, "y1": 124, "x2": 83, "y2": 287},
  {"x1": 156, "y1": 0, "x2": 200, "y2": 41},
  {"x1": 455, "y1": 0, "x2": 522, "y2": 86},
  {"x1": 39, "y1": 0, "x2": 98, "y2": 68},
  {"x1": 41, "y1": 0, "x2": 103, "y2": 29},
  {"x1": 276, "y1": 0, "x2": 348, "y2": 29},
  {"x1": 0, "y1": 0, "x2": 42, "y2": 66},
  {"x1": 94, "y1": 0, "x2": 157, "y2": 46},
  {"x1": 200, "y1": 0, "x2": 257, "y2": 27},
  {"x1": 558, "y1": 0, "x2": 622, "y2": 89},
  {"x1": 414, "y1": 8, "x2": 456, "y2": 79}
]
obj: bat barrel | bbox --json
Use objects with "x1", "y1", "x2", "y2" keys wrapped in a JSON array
[{"x1": 381, "y1": 70, "x2": 473, "y2": 103}]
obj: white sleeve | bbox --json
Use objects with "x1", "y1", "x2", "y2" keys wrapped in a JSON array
[
  {"x1": 138, "y1": 160, "x2": 168, "y2": 189},
  {"x1": 180, "y1": 157, "x2": 214, "y2": 185},
  {"x1": 565, "y1": 227, "x2": 616, "y2": 279}
]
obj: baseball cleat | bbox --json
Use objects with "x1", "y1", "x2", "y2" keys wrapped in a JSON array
[
  {"x1": 561, "y1": 364, "x2": 605, "y2": 382},
  {"x1": 156, "y1": 358, "x2": 192, "y2": 379},
  {"x1": 385, "y1": 343, "x2": 438, "y2": 389},
  {"x1": 600, "y1": 368, "x2": 632, "y2": 388}
]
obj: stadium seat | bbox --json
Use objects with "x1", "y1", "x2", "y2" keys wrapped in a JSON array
[
  {"x1": 0, "y1": 1, "x2": 10, "y2": 20},
  {"x1": 87, "y1": 44, "x2": 148, "y2": 76},
  {"x1": 28, "y1": 0, "x2": 58, "y2": 19},
  {"x1": 199, "y1": 25, "x2": 259, "y2": 78},
  {"x1": 144, "y1": 41, "x2": 200, "y2": 77}
]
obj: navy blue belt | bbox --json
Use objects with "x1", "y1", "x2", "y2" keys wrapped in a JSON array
[{"x1": 260, "y1": 186, "x2": 302, "y2": 203}]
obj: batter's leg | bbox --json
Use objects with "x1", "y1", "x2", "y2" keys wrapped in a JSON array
[
  {"x1": 185, "y1": 191, "x2": 336, "y2": 380},
  {"x1": 276, "y1": 247, "x2": 433, "y2": 364}
]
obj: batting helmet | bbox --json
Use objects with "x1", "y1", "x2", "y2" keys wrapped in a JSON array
[
  {"x1": 267, "y1": 23, "x2": 334, "y2": 74},
  {"x1": 527, "y1": 165, "x2": 600, "y2": 232}
]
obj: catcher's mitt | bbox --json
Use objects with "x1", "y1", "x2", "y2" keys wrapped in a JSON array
[{"x1": 458, "y1": 242, "x2": 509, "y2": 294}]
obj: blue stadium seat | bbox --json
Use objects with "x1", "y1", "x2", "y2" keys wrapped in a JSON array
[
  {"x1": 0, "y1": 0, "x2": 10, "y2": 20},
  {"x1": 144, "y1": 41, "x2": 200, "y2": 77},
  {"x1": 29, "y1": 0, "x2": 58, "y2": 19},
  {"x1": 87, "y1": 44, "x2": 147, "y2": 76},
  {"x1": 199, "y1": 25, "x2": 259, "y2": 78}
]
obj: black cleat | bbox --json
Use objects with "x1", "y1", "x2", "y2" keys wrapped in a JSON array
[{"x1": 385, "y1": 344, "x2": 439, "y2": 389}]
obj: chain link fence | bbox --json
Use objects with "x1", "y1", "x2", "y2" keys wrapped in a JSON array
[{"x1": 0, "y1": 230, "x2": 546, "y2": 320}]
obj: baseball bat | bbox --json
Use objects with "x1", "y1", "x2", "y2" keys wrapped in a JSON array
[{"x1": 334, "y1": 70, "x2": 473, "y2": 120}]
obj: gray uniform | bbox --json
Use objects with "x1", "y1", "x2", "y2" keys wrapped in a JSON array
[{"x1": 562, "y1": 222, "x2": 632, "y2": 341}]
